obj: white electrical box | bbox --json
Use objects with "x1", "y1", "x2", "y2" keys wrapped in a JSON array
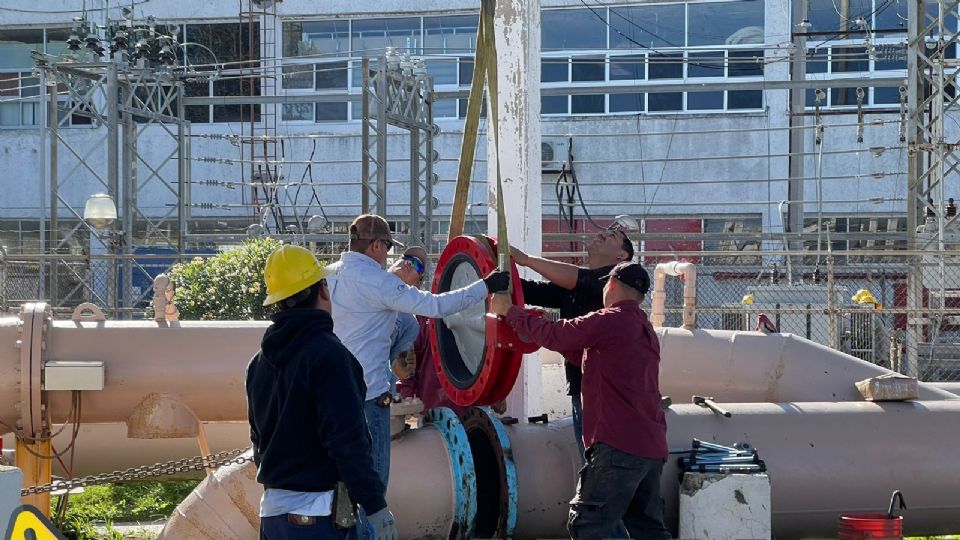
[{"x1": 44, "y1": 360, "x2": 105, "y2": 391}]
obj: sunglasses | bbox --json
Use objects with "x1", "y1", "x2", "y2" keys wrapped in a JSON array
[
  {"x1": 403, "y1": 255, "x2": 425, "y2": 275},
  {"x1": 379, "y1": 238, "x2": 395, "y2": 250}
]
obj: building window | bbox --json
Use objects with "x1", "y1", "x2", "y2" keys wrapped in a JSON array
[
  {"x1": 183, "y1": 22, "x2": 260, "y2": 124},
  {"x1": 542, "y1": 8, "x2": 608, "y2": 50}
]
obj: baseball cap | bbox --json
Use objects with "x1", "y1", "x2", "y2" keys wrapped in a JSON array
[
  {"x1": 350, "y1": 214, "x2": 401, "y2": 247},
  {"x1": 402, "y1": 245, "x2": 428, "y2": 271},
  {"x1": 600, "y1": 262, "x2": 650, "y2": 294}
]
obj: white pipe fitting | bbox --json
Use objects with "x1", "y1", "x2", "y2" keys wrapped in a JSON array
[{"x1": 650, "y1": 261, "x2": 697, "y2": 330}]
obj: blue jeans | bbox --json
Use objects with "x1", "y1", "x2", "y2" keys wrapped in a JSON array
[
  {"x1": 571, "y1": 393, "x2": 585, "y2": 463},
  {"x1": 568, "y1": 443, "x2": 671, "y2": 540},
  {"x1": 260, "y1": 515, "x2": 353, "y2": 540},
  {"x1": 363, "y1": 399, "x2": 391, "y2": 488}
]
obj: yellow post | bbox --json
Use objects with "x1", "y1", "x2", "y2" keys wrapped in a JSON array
[{"x1": 16, "y1": 437, "x2": 52, "y2": 516}]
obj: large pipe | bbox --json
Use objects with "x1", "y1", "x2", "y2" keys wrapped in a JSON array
[
  {"x1": 655, "y1": 328, "x2": 957, "y2": 404},
  {"x1": 159, "y1": 401, "x2": 960, "y2": 540},
  {"x1": 159, "y1": 423, "x2": 460, "y2": 540},
  {"x1": 2, "y1": 313, "x2": 952, "y2": 435}
]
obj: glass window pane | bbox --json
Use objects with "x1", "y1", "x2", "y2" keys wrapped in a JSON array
[
  {"x1": 873, "y1": 86, "x2": 901, "y2": 104},
  {"x1": 648, "y1": 53, "x2": 682, "y2": 79},
  {"x1": 186, "y1": 23, "x2": 258, "y2": 65},
  {"x1": 352, "y1": 17, "x2": 422, "y2": 54},
  {"x1": 689, "y1": 0, "x2": 764, "y2": 46},
  {"x1": 0, "y1": 73, "x2": 17, "y2": 97},
  {"x1": 805, "y1": 0, "x2": 872, "y2": 33},
  {"x1": 571, "y1": 94, "x2": 604, "y2": 114},
  {"x1": 688, "y1": 91, "x2": 723, "y2": 110},
  {"x1": 316, "y1": 102, "x2": 348, "y2": 122},
  {"x1": 0, "y1": 103, "x2": 20, "y2": 125},
  {"x1": 806, "y1": 47, "x2": 829, "y2": 73},
  {"x1": 213, "y1": 104, "x2": 257, "y2": 123},
  {"x1": 426, "y1": 57, "x2": 458, "y2": 85},
  {"x1": 542, "y1": 58, "x2": 568, "y2": 82},
  {"x1": 688, "y1": 51, "x2": 724, "y2": 78},
  {"x1": 458, "y1": 98, "x2": 486, "y2": 118},
  {"x1": 609, "y1": 4, "x2": 685, "y2": 49},
  {"x1": 0, "y1": 29, "x2": 44, "y2": 69},
  {"x1": 806, "y1": 88, "x2": 826, "y2": 107},
  {"x1": 185, "y1": 105, "x2": 209, "y2": 123},
  {"x1": 459, "y1": 57, "x2": 474, "y2": 85},
  {"x1": 283, "y1": 20, "x2": 350, "y2": 57},
  {"x1": 831, "y1": 87, "x2": 860, "y2": 107},
  {"x1": 610, "y1": 54, "x2": 645, "y2": 80},
  {"x1": 44, "y1": 28, "x2": 72, "y2": 59},
  {"x1": 315, "y1": 61, "x2": 348, "y2": 90},
  {"x1": 20, "y1": 102, "x2": 36, "y2": 125},
  {"x1": 728, "y1": 90, "x2": 762, "y2": 109},
  {"x1": 831, "y1": 46, "x2": 869, "y2": 72},
  {"x1": 541, "y1": 95, "x2": 568, "y2": 114},
  {"x1": 609, "y1": 93, "x2": 644, "y2": 112},
  {"x1": 542, "y1": 8, "x2": 607, "y2": 50},
  {"x1": 283, "y1": 64, "x2": 314, "y2": 90},
  {"x1": 571, "y1": 57, "x2": 604, "y2": 81},
  {"x1": 19, "y1": 74, "x2": 39, "y2": 97},
  {"x1": 875, "y1": 0, "x2": 908, "y2": 31},
  {"x1": 648, "y1": 92, "x2": 682, "y2": 111},
  {"x1": 433, "y1": 99, "x2": 457, "y2": 118},
  {"x1": 728, "y1": 50, "x2": 763, "y2": 77},
  {"x1": 282, "y1": 103, "x2": 314, "y2": 121},
  {"x1": 424, "y1": 14, "x2": 477, "y2": 54}
]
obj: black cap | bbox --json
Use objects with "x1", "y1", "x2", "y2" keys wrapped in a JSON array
[{"x1": 600, "y1": 262, "x2": 650, "y2": 294}]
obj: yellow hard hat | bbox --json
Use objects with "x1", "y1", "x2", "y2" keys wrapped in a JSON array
[
  {"x1": 262, "y1": 245, "x2": 327, "y2": 306},
  {"x1": 741, "y1": 294, "x2": 754, "y2": 305}
]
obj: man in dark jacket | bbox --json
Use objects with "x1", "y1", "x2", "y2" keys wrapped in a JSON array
[
  {"x1": 247, "y1": 244, "x2": 397, "y2": 540},
  {"x1": 511, "y1": 219, "x2": 636, "y2": 460}
]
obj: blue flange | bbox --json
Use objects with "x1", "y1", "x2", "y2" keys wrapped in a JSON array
[
  {"x1": 426, "y1": 407, "x2": 477, "y2": 540},
  {"x1": 475, "y1": 406, "x2": 518, "y2": 538}
]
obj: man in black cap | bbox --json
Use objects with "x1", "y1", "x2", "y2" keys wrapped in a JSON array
[
  {"x1": 510, "y1": 221, "x2": 636, "y2": 461},
  {"x1": 491, "y1": 261, "x2": 669, "y2": 540}
]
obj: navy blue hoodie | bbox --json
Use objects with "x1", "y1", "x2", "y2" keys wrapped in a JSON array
[{"x1": 245, "y1": 308, "x2": 386, "y2": 514}]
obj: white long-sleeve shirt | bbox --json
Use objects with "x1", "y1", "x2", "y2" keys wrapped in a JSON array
[{"x1": 328, "y1": 251, "x2": 488, "y2": 400}]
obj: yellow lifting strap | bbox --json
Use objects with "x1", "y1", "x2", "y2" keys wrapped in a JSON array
[{"x1": 448, "y1": 0, "x2": 511, "y2": 279}]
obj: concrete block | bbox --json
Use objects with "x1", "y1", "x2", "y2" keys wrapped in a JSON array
[
  {"x1": 0, "y1": 465, "x2": 23, "y2": 540},
  {"x1": 679, "y1": 472, "x2": 771, "y2": 540}
]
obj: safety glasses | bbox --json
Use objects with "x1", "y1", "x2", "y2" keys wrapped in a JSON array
[{"x1": 403, "y1": 255, "x2": 425, "y2": 275}]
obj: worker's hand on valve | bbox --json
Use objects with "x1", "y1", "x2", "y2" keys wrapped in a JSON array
[
  {"x1": 367, "y1": 506, "x2": 398, "y2": 540},
  {"x1": 509, "y1": 246, "x2": 530, "y2": 266},
  {"x1": 490, "y1": 293, "x2": 513, "y2": 317},
  {"x1": 391, "y1": 350, "x2": 416, "y2": 380},
  {"x1": 482, "y1": 270, "x2": 511, "y2": 293}
]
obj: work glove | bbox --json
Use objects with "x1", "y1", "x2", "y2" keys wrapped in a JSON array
[
  {"x1": 483, "y1": 270, "x2": 511, "y2": 293},
  {"x1": 367, "y1": 507, "x2": 398, "y2": 540}
]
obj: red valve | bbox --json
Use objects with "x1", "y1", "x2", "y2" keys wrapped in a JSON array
[{"x1": 428, "y1": 235, "x2": 537, "y2": 406}]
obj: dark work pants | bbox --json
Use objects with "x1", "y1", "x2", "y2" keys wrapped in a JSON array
[
  {"x1": 260, "y1": 515, "x2": 351, "y2": 540},
  {"x1": 568, "y1": 443, "x2": 672, "y2": 540},
  {"x1": 571, "y1": 393, "x2": 585, "y2": 463}
]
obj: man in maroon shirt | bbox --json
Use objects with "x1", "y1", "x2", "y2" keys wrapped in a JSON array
[{"x1": 491, "y1": 261, "x2": 669, "y2": 540}]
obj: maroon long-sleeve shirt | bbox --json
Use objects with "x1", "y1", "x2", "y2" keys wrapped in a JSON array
[{"x1": 506, "y1": 300, "x2": 667, "y2": 460}]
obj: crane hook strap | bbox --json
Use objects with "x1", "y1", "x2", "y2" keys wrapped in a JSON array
[{"x1": 448, "y1": 0, "x2": 511, "y2": 280}]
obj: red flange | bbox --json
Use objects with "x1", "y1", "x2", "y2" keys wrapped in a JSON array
[{"x1": 428, "y1": 235, "x2": 536, "y2": 406}]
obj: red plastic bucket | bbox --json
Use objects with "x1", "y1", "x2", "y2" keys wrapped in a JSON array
[{"x1": 838, "y1": 513, "x2": 903, "y2": 540}]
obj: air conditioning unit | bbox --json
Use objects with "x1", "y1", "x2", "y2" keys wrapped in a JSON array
[
  {"x1": 720, "y1": 310, "x2": 750, "y2": 331},
  {"x1": 542, "y1": 137, "x2": 570, "y2": 173}
]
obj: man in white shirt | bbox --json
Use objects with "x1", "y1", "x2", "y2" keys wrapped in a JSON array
[{"x1": 328, "y1": 214, "x2": 509, "y2": 487}]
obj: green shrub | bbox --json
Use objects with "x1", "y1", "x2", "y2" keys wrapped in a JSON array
[
  {"x1": 55, "y1": 480, "x2": 200, "y2": 539},
  {"x1": 167, "y1": 237, "x2": 282, "y2": 320}
]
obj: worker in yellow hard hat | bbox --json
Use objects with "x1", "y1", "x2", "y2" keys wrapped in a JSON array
[{"x1": 247, "y1": 244, "x2": 398, "y2": 540}]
